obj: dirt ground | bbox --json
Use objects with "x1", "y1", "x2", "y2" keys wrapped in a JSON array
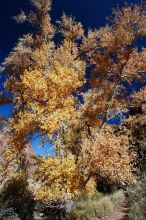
[{"x1": 103, "y1": 197, "x2": 130, "y2": 220}]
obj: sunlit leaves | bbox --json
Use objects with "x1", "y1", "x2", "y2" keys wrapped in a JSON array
[
  {"x1": 78, "y1": 127, "x2": 136, "y2": 184},
  {"x1": 1, "y1": 0, "x2": 145, "y2": 203},
  {"x1": 35, "y1": 155, "x2": 84, "y2": 201}
]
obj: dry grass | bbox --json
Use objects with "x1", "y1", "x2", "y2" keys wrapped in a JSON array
[{"x1": 67, "y1": 190, "x2": 125, "y2": 220}]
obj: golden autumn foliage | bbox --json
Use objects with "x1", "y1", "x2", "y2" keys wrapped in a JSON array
[
  {"x1": 78, "y1": 127, "x2": 136, "y2": 184},
  {"x1": 0, "y1": 0, "x2": 145, "y2": 203},
  {"x1": 82, "y1": 4, "x2": 146, "y2": 129},
  {"x1": 83, "y1": 177, "x2": 97, "y2": 196},
  {"x1": 34, "y1": 155, "x2": 84, "y2": 202}
]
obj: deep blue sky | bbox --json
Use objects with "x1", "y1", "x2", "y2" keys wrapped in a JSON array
[
  {"x1": 0, "y1": 0, "x2": 142, "y2": 62},
  {"x1": 0, "y1": 0, "x2": 144, "y2": 155}
]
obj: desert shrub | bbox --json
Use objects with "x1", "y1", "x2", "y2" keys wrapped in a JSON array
[
  {"x1": 95, "y1": 190, "x2": 125, "y2": 219},
  {"x1": 128, "y1": 176, "x2": 146, "y2": 220},
  {"x1": 67, "y1": 190, "x2": 125, "y2": 220},
  {"x1": 67, "y1": 200, "x2": 97, "y2": 220},
  {"x1": 90, "y1": 191, "x2": 103, "y2": 201},
  {"x1": 95, "y1": 196, "x2": 114, "y2": 218},
  {"x1": 110, "y1": 190, "x2": 125, "y2": 207},
  {"x1": 0, "y1": 171, "x2": 35, "y2": 220},
  {"x1": 128, "y1": 176, "x2": 146, "y2": 203},
  {"x1": 129, "y1": 202, "x2": 145, "y2": 220}
]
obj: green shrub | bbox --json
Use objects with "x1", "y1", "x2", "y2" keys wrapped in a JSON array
[
  {"x1": 66, "y1": 192, "x2": 103, "y2": 219},
  {"x1": 129, "y1": 202, "x2": 145, "y2": 220},
  {"x1": 128, "y1": 176, "x2": 146, "y2": 220},
  {"x1": 95, "y1": 196, "x2": 114, "y2": 218},
  {"x1": 130, "y1": 176, "x2": 146, "y2": 198},
  {"x1": 67, "y1": 190, "x2": 125, "y2": 220},
  {"x1": 67, "y1": 200, "x2": 97, "y2": 220},
  {"x1": 111, "y1": 190, "x2": 125, "y2": 207},
  {"x1": 90, "y1": 192, "x2": 103, "y2": 201}
]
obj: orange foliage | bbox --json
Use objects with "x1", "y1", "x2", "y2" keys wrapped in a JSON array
[{"x1": 1, "y1": 0, "x2": 145, "y2": 202}]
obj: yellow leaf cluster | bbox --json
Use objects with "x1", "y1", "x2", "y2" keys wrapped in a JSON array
[{"x1": 35, "y1": 155, "x2": 84, "y2": 202}]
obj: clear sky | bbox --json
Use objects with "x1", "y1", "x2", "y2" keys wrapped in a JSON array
[
  {"x1": 0, "y1": 0, "x2": 145, "y2": 155},
  {"x1": 0, "y1": 0, "x2": 142, "y2": 61}
]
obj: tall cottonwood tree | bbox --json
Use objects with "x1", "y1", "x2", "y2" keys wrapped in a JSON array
[{"x1": 0, "y1": 0, "x2": 146, "y2": 202}]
